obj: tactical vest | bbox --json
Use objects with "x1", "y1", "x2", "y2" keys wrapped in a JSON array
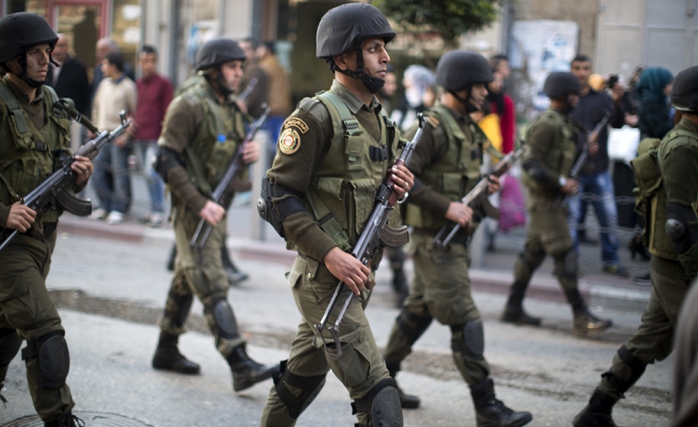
[
  {"x1": 292, "y1": 90, "x2": 401, "y2": 253},
  {"x1": 632, "y1": 129, "x2": 698, "y2": 260},
  {"x1": 179, "y1": 85, "x2": 247, "y2": 197},
  {"x1": 0, "y1": 81, "x2": 72, "y2": 224},
  {"x1": 403, "y1": 104, "x2": 485, "y2": 230},
  {"x1": 521, "y1": 108, "x2": 577, "y2": 195}
]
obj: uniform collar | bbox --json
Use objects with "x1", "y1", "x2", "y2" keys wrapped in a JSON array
[
  {"x1": 329, "y1": 80, "x2": 382, "y2": 114},
  {"x1": 3, "y1": 75, "x2": 44, "y2": 106},
  {"x1": 438, "y1": 102, "x2": 472, "y2": 126},
  {"x1": 679, "y1": 116, "x2": 698, "y2": 134}
]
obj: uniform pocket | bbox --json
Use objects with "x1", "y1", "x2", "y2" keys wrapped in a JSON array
[
  {"x1": 344, "y1": 137, "x2": 364, "y2": 171},
  {"x1": 441, "y1": 172, "x2": 463, "y2": 196},
  {"x1": 322, "y1": 327, "x2": 371, "y2": 388},
  {"x1": 0, "y1": 276, "x2": 38, "y2": 330},
  {"x1": 9, "y1": 157, "x2": 41, "y2": 198}
]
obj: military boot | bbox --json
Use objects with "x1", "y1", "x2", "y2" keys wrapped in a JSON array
[
  {"x1": 565, "y1": 289, "x2": 613, "y2": 335},
  {"x1": 470, "y1": 378, "x2": 533, "y2": 427},
  {"x1": 572, "y1": 389, "x2": 618, "y2": 427},
  {"x1": 500, "y1": 281, "x2": 541, "y2": 326},
  {"x1": 227, "y1": 344, "x2": 278, "y2": 392},
  {"x1": 45, "y1": 412, "x2": 85, "y2": 427},
  {"x1": 391, "y1": 268, "x2": 409, "y2": 308},
  {"x1": 152, "y1": 332, "x2": 201, "y2": 374},
  {"x1": 387, "y1": 364, "x2": 420, "y2": 409}
]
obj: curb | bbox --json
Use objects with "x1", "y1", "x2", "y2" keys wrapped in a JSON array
[{"x1": 57, "y1": 216, "x2": 652, "y2": 312}]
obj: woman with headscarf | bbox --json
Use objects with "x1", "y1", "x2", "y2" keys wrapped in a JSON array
[
  {"x1": 636, "y1": 67, "x2": 674, "y2": 139},
  {"x1": 391, "y1": 64, "x2": 436, "y2": 130}
]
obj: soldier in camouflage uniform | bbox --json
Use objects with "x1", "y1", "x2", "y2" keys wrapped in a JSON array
[
  {"x1": 151, "y1": 37, "x2": 277, "y2": 392},
  {"x1": 574, "y1": 66, "x2": 698, "y2": 427},
  {"x1": 0, "y1": 12, "x2": 93, "y2": 427},
  {"x1": 257, "y1": 4, "x2": 413, "y2": 426},
  {"x1": 382, "y1": 50, "x2": 533, "y2": 427},
  {"x1": 500, "y1": 72, "x2": 613, "y2": 336}
]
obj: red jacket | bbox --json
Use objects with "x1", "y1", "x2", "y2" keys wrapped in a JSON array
[{"x1": 134, "y1": 72, "x2": 173, "y2": 141}]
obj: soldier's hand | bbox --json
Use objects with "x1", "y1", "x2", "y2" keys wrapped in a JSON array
[
  {"x1": 390, "y1": 164, "x2": 414, "y2": 200},
  {"x1": 588, "y1": 141, "x2": 599, "y2": 157},
  {"x1": 242, "y1": 140, "x2": 260, "y2": 165},
  {"x1": 561, "y1": 178, "x2": 579, "y2": 195},
  {"x1": 487, "y1": 175, "x2": 500, "y2": 195},
  {"x1": 71, "y1": 155, "x2": 93, "y2": 186},
  {"x1": 198, "y1": 200, "x2": 225, "y2": 227},
  {"x1": 6, "y1": 202, "x2": 36, "y2": 232},
  {"x1": 445, "y1": 202, "x2": 473, "y2": 227},
  {"x1": 324, "y1": 247, "x2": 371, "y2": 295}
]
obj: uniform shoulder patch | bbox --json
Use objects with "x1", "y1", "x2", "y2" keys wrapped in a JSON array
[
  {"x1": 279, "y1": 127, "x2": 301, "y2": 155},
  {"x1": 282, "y1": 117, "x2": 309, "y2": 134},
  {"x1": 425, "y1": 116, "x2": 440, "y2": 128}
]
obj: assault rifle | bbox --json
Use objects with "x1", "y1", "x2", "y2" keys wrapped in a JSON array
[
  {"x1": 432, "y1": 145, "x2": 527, "y2": 251},
  {"x1": 552, "y1": 111, "x2": 612, "y2": 209},
  {"x1": 189, "y1": 105, "x2": 271, "y2": 250},
  {"x1": 0, "y1": 110, "x2": 131, "y2": 252},
  {"x1": 238, "y1": 77, "x2": 258, "y2": 102},
  {"x1": 315, "y1": 114, "x2": 426, "y2": 360}
]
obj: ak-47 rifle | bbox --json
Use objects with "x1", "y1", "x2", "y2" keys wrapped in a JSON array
[
  {"x1": 432, "y1": 144, "x2": 527, "y2": 251},
  {"x1": 237, "y1": 77, "x2": 258, "y2": 102},
  {"x1": 552, "y1": 111, "x2": 612, "y2": 209},
  {"x1": 189, "y1": 105, "x2": 271, "y2": 250},
  {"x1": 0, "y1": 108, "x2": 131, "y2": 252},
  {"x1": 314, "y1": 115, "x2": 426, "y2": 360}
]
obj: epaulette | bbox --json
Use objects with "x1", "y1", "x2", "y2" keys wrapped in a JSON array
[{"x1": 425, "y1": 115, "x2": 440, "y2": 129}]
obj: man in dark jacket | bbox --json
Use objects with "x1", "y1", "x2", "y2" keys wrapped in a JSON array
[{"x1": 46, "y1": 33, "x2": 90, "y2": 115}]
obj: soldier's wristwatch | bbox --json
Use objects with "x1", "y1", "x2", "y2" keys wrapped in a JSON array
[{"x1": 558, "y1": 177, "x2": 567, "y2": 188}]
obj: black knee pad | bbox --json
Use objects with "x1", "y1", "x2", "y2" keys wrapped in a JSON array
[
  {"x1": 395, "y1": 309, "x2": 432, "y2": 344},
  {"x1": 206, "y1": 297, "x2": 240, "y2": 339},
  {"x1": 0, "y1": 329, "x2": 22, "y2": 367},
  {"x1": 21, "y1": 331, "x2": 70, "y2": 389},
  {"x1": 352, "y1": 378, "x2": 403, "y2": 427},
  {"x1": 554, "y1": 249, "x2": 578, "y2": 281},
  {"x1": 451, "y1": 319, "x2": 484, "y2": 361},
  {"x1": 274, "y1": 360, "x2": 326, "y2": 419},
  {"x1": 167, "y1": 289, "x2": 193, "y2": 328}
]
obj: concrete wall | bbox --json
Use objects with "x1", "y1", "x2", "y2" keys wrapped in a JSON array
[{"x1": 511, "y1": 0, "x2": 599, "y2": 58}]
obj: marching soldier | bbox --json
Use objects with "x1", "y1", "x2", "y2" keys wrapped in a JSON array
[
  {"x1": 574, "y1": 66, "x2": 698, "y2": 426},
  {"x1": 500, "y1": 72, "x2": 613, "y2": 336},
  {"x1": 382, "y1": 50, "x2": 533, "y2": 427},
  {"x1": 257, "y1": 4, "x2": 413, "y2": 426},
  {"x1": 151, "y1": 38, "x2": 277, "y2": 391},
  {"x1": 0, "y1": 12, "x2": 93, "y2": 427}
]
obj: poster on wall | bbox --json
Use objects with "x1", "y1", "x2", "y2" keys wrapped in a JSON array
[
  {"x1": 187, "y1": 21, "x2": 219, "y2": 65},
  {"x1": 509, "y1": 20, "x2": 579, "y2": 120}
]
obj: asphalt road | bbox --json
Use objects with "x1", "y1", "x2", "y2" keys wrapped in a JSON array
[{"x1": 0, "y1": 230, "x2": 673, "y2": 427}]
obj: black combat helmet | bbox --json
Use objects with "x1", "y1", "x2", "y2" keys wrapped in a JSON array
[
  {"x1": 195, "y1": 38, "x2": 246, "y2": 72},
  {"x1": 316, "y1": 3, "x2": 395, "y2": 94},
  {"x1": 671, "y1": 65, "x2": 698, "y2": 113},
  {"x1": 0, "y1": 12, "x2": 58, "y2": 64},
  {"x1": 435, "y1": 50, "x2": 493, "y2": 92},
  {"x1": 435, "y1": 50, "x2": 493, "y2": 112},
  {"x1": 543, "y1": 72, "x2": 582, "y2": 99}
]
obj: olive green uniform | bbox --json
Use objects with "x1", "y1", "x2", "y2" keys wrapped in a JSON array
[
  {"x1": 516, "y1": 108, "x2": 579, "y2": 286},
  {"x1": 0, "y1": 77, "x2": 79, "y2": 421},
  {"x1": 156, "y1": 78, "x2": 248, "y2": 357},
  {"x1": 382, "y1": 103, "x2": 492, "y2": 385},
  {"x1": 260, "y1": 80, "x2": 402, "y2": 426},
  {"x1": 596, "y1": 117, "x2": 698, "y2": 400}
]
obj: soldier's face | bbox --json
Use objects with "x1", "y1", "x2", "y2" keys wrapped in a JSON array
[
  {"x1": 220, "y1": 60, "x2": 244, "y2": 92},
  {"x1": 360, "y1": 38, "x2": 390, "y2": 79},
  {"x1": 470, "y1": 83, "x2": 488, "y2": 108},
  {"x1": 15, "y1": 43, "x2": 51, "y2": 82},
  {"x1": 571, "y1": 60, "x2": 592, "y2": 88}
]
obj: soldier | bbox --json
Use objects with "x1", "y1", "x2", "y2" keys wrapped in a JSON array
[
  {"x1": 151, "y1": 38, "x2": 277, "y2": 392},
  {"x1": 574, "y1": 65, "x2": 698, "y2": 426},
  {"x1": 0, "y1": 12, "x2": 93, "y2": 427},
  {"x1": 382, "y1": 50, "x2": 532, "y2": 427},
  {"x1": 257, "y1": 4, "x2": 413, "y2": 426},
  {"x1": 500, "y1": 72, "x2": 613, "y2": 336}
]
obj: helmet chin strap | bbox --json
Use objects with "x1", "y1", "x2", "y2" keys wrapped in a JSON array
[
  {"x1": 335, "y1": 43, "x2": 385, "y2": 94},
  {"x1": 448, "y1": 89, "x2": 479, "y2": 113},
  {"x1": 206, "y1": 68, "x2": 234, "y2": 97}
]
